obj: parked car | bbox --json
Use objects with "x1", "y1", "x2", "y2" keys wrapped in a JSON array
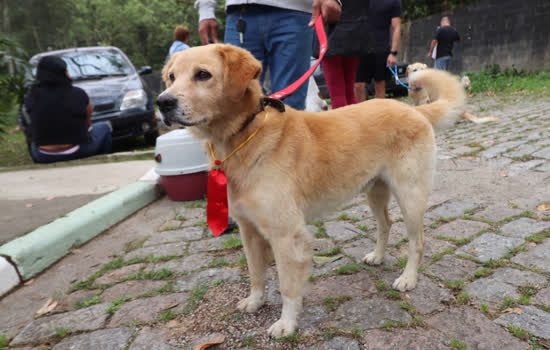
[{"x1": 20, "y1": 46, "x2": 159, "y2": 152}]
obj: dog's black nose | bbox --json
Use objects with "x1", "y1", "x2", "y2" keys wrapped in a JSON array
[{"x1": 156, "y1": 93, "x2": 178, "y2": 113}]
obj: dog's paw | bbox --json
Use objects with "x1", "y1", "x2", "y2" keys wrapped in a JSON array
[
  {"x1": 237, "y1": 295, "x2": 265, "y2": 313},
  {"x1": 362, "y1": 251, "x2": 384, "y2": 265},
  {"x1": 392, "y1": 272, "x2": 418, "y2": 291},
  {"x1": 268, "y1": 318, "x2": 297, "y2": 338}
]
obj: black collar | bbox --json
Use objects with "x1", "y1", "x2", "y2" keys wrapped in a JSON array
[{"x1": 236, "y1": 97, "x2": 286, "y2": 134}]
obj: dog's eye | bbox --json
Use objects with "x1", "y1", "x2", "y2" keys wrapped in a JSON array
[
  {"x1": 195, "y1": 70, "x2": 212, "y2": 81},
  {"x1": 169, "y1": 73, "x2": 175, "y2": 82}
]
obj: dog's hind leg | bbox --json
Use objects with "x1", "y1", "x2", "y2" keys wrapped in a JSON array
[
  {"x1": 267, "y1": 223, "x2": 313, "y2": 337},
  {"x1": 363, "y1": 180, "x2": 393, "y2": 265},
  {"x1": 236, "y1": 217, "x2": 273, "y2": 313}
]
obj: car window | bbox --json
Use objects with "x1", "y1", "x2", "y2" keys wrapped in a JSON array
[{"x1": 58, "y1": 50, "x2": 133, "y2": 80}]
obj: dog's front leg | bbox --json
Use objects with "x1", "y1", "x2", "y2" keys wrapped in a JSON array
[
  {"x1": 267, "y1": 225, "x2": 312, "y2": 337},
  {"x1": 236, "y1": 217, "x2": 272, "y2": 313}
]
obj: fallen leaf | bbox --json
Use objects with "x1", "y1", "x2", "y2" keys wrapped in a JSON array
[
  {"x1": 481, "y1": 140, "x2": 495, "y2": 147},
  {"x1": 526, "y1": 242, "x2": 537, "y2": 249},
  {"x1": 536, "y1": 204, "x2": 550, "y2": 211},
  {"x1": 24, "y1": 279, "x2": 35, "y2": 286},
  {"x1": 194, "y1": 335, "x2": 225, "y2": 350},
  {"x1": 46, "y1": 195, "x2": 56, "y2": 201},
  {"x1": 71, "y1": 249, "x2": 81, "y2": 254},
  {"x1": 502, "y1": 307, "x2": 524, "y2": 314},
  {"x1": 158, "y1": 302, "x2": 179, "y2": 312},
  {"x1": 313, "y1": 254, "x2": 343, "y2": 266},
  {"x1": 500, "y1": 171, "x2": 508, "y2": 177},
  {"x1": 460, "y1": 156, "x2": 477, "y2": 160},
  {"x1": 35, "y1": 298, "x2": 58, "y2": 318},
  {"x1": 508, "y1": 200, "x2": 517, "y2": 205},
  {"x1": 25, "y1": 203, "x2": 33, "y2": 208}
]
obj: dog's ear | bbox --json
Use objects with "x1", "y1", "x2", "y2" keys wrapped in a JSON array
[
  {"x1": 216, "y1": 44, "x2": 262, "y2": 101},
  {"x1": 162, "y1": 54, "x2": 177, "y2": 87}
]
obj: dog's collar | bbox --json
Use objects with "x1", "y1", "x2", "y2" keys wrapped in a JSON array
[{"x1": 236, "y1": 97, "x2": 285, "y2": 135}]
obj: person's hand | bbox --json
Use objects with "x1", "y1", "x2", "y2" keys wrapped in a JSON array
[
  {"x1": 387, "y1": 53, "x2": 397, "y2": 67},
  {"x1": 309, "y1": 0, "x2": 342, "y2": 27},
  {"x1": 427, "y1": 52, "x2": 433, "y2": 58},
  {"x1": 198, "y1": 19, "x2": 219, "y2": 45}
]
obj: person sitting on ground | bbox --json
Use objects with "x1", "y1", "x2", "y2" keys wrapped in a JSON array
[
  {"x1": 24, "y1": 56, "x2": 112, "y2": 163},
  {"x1": 168, "y1": 25, "x2": 191, "y2": 57}
]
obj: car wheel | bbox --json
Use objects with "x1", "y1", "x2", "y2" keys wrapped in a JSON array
[{"x1": 144, "y1": 130, "x2": 159, "y2": 146}]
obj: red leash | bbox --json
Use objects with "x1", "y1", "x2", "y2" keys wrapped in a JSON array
[
  {"x1": 207, "y1": 15, "x2": 327, "y2": 237},
  {"x1": 269, "y1": 15, "x2": 328, "y2": 100}
]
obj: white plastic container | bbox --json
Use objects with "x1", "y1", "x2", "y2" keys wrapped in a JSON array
[{"x1": 154, "y1": 129, "x2": 209, "y2": 200}]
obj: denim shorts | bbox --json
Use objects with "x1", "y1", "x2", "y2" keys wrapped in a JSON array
[{"x1": 225, "y1": 6, "x2": 313, "y2": 110}]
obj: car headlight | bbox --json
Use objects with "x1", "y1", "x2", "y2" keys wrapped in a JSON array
[{"x1": 120, "y1": 89, "x2": 147, "y2": 110}]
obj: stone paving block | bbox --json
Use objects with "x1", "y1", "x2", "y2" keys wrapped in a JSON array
[
  {"x1": 455, "y1": 233, "x2": 524, "y2": 262},
  {"x1": 11, "y1": 303, "x2": 108, "y2": 345},
  {"x1": 474, "y1": 206, "x2": 524, "y2": 223},
  {"x1": 101, "y1": 280, "x2": 168, "y2": 303},
  {"x1": 300, "y1": 305, "x2": 329, "y2": 330},
  {"x1": 509, "y1": 160, "x2": 546, "y2": 174},
  {"x1": 500, "y1": 218, "x2": 550, "y2": 239},
  {"x1": 310, "y1": 336, "x2": 360, "y2": 350},
  {"x1": 533, "y1": 147, "x2": 550, "y2": 160},
  {"x1": 465, "y1": 269, "x2": 546, "y2": 304},
  {"x1": 425, "y1": 255, "x2": 479, "y2": 282},
  {"x1": 307, "y1": 272, "x2": 377, "y2": 304},
  {"x1": 511, "y1": 239, "x2": 550, "y2": 272},
  {"x1": 188, "y1": 234, "x2": 240, "y2": 252},
  {"x1": 534, "y1": 161, "x2": 550, "y2": 172},
  {"x1": 434, "y1": 219, "x2": 490, "y2": 240},
  {"x1": 532, "y1": 287, "x2": 550, "y2": 306},
  {"x1": 324, "y1": 222, "x2": 363, "y2": 242},
  {"x1": 125, "y1": 242, "x2": 188, "y2": 260},
  {"x1": 312, "y1": 257, "x2": 355, "y2": 277},
  {"x1": 505, "y1": 144, "x2": 540, "y2": 158},
  {"x1": 52, "y1": 327, "x2": 133, "y2": 350},
  {"x1": 426, "y1": 201, "x2": 479, "y2": 220},
  {"x1": 174, "y1": 268, "x2": 241, "y2": 292},
  {"x1": 128, "y1": 328, "x2": 175, "y2": 350},
  {"x1": 333, "y1": 297, "x2": 412, "y2": 331},
  {"x1": 404, "y1": 274, "x2": 453, "y2": 314},
  {"x1": 56, "y1": 289, "x2": 103, "y2": 312},
  {"x1": 342, "y1": 238, "x2": 396, "y2": 266},
  {"x1": 312, "y1": 238, "x2": 337, "y2": 254},
  {"x1": 340, "y1": 204, "x2": 372, "y2": 220},
  {"x1": 425, "y1": 307, "x2": 529, "y2": 350},
  {"x1": 481, "y1": 141, "x2": 525, "y2": 159},
  {"x1": 494, "y1": 305, "x2": 550, "y2": 339},
  {"x1": 108, "y1": 293, "x2": 188, "y2": 327},
  {"x1": 393, "y1": 236, "x2": 456, "y2": 262},
  {"x1": 95, "y1": 263, "x2": 146, "y2": 285},
  {"x1": 144, "y1": 226, "x2": 204, "y2": 247},
  {"x1": 153, "y1": 253, "x2": 215, "y2": 274},
  {"x1": 362, "y1": 328, "x2": 451, "y2": 350}
]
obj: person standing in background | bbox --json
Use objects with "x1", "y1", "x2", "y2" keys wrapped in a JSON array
[
  {"x1": 168, "y1": 25, "x2": 191, "y2": 57},
  {"x1": 355, "y1": 0, "x2": 401, "y2": 101},
  {"x1": 194, "y1": 0, "x2": 342, "y2": 110},
  {"x1": 428, "y1": 16, "x2": 460, "y2": 71},
  {"x1": 319, "y1": 0, "x2": 370, "y2": 109}
]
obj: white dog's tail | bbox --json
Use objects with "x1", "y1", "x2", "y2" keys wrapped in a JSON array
[{"x1": 410, "y1": 69, "x2": 466, "y2": 132}]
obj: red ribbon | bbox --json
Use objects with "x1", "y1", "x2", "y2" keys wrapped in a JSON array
[
  {"x1": 207, "y1": 160, "x2": 229, "y2": 237},
  {"x1": 206, "y1": 15, "x2": 327, "y2": 236}
]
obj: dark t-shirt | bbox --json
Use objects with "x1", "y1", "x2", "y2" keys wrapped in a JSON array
[
  {"x1": 434, "y1": 26, "x2": 460, "y2": 59},
  {"x1": 368, "y1": 0, "x2": 402, "y2": 52},
  {"x1": 26, "y1": 85, "x2": 90, "y2": 146}
]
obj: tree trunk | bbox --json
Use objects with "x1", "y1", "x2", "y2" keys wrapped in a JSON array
[{"x1": 3, "y1": 0, "x2": 15, "y2": 75}]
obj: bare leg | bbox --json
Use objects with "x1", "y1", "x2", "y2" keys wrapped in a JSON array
[
  {"x1": 363, "y1": 180, "x2": 392, "y2": 265},
  {"x1": 355, "y1": 82, "x2": 366, "y2": 102},
  {"x1": 374, "y1": 80, "x2": 386, "y2": 99},
  {"x1": 236, "y1": 217, "x2": 273, "y2": 313},
  {"x1": 267, "y1": 224, "x2": 312, "y2": 337}
]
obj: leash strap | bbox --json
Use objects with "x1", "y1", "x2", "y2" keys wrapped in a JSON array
[
  {"x1": 387, "y1": 65, "x2": 417, "y2": 91},
  {"x1": 269, "y1": 15, "x2": 327, "y2": 100}
]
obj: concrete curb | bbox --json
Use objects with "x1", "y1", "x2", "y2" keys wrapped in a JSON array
[{"x1": 0, "y1": 182, "x2": 162, "y2": 294}]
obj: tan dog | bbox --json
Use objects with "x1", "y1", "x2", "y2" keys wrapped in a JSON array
[
  {"x1": 158, "y1": 45, "x2": 465, "y2": 337},
  {"x1": 406, "y1": 62, "x2": 431, "y2": 105}
]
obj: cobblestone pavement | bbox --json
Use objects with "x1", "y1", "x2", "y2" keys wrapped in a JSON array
[{"x1": 2, "y1": 95, "x2": 550, "y2": 349}]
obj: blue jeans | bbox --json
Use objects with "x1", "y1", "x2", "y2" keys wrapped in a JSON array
[
  {"x1": 434, "y1": 56, "x2": 452, "y2": 71},
  {"x1": 31, "y1": 122, "x2": 112, "y2": 163},
  {"x1": 225, "y1": 7, "x2": 313, "y2": 110}
]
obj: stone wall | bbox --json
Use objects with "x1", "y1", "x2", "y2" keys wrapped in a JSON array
[{"x1": 400, "y1": 0, "x2": 550, "y2": 73}]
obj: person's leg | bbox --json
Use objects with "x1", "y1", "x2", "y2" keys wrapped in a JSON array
[
  {"x1": 374, "y1": 52, "x2": 388, "y2": 99},
  {"x1": 343, "y1": 56, "x2": 359, "y2": 105},
  {"x1": 76, "y1": 122, "x2": 112, "y2": 158},
  {"x1": 265, "y1": 9, "x2": 313, "y2": 110},
  {"x1": 224, "y1": 10, "x2": 266, "y2": 68},
  {"x1": 434, "y1": 56, "x2": 451, "y2": 71},
  {"x1": 322, "y1": 56, "x2": 348, "y2": 109},
  {"x1": 355, "y1": 56, "x2": 368, "y2": 102}
]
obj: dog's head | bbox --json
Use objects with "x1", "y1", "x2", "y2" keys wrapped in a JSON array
[
  {"x1": 406, "y1": 62, "x2": 428, "y2": 77},
  {"x1": 461, "y1": 75, "x2": 471, "y2": 90},
  {"x1": 157, "y1": 44, "x2": 262, "y2": 137}
]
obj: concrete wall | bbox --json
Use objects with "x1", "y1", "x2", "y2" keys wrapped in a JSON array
[{"x1": 401, "y1": 0, "x2": 550, "y2": 73}]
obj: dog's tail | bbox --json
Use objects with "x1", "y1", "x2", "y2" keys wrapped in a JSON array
[{"x1": 410, "y1": 69, "x2": 466, "y2": 132}]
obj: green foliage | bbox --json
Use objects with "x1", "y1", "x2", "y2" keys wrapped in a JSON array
[
  {"x1": 333, "y1": 263, "x2": 361, "y2": 275},
  {"x1": 507, "y1": 323, "x2": 528, "y2": 340},
  {"x1": 106, "y1": 295, "x2": 132, "y2": 313},
  {"x1": 74, "y1": 295, "x2": 103, "y2": 309},
  {"x1": 159, "y1": 309, "x2": 178, "y2": 321},
  {"x1": 315, "y1": 246, "x2": 342, "y2": 257},
  {"x1": 55, "y1": 327, "x2": 70, "y2": 338},
  {"x1": 0, "y1": 334, "x2": 8, "y2": 348},
  {"x1": 467, "y1": 67, "x2": 550, "y2": 94},
  {"x1": 223, "y1": 235, "x2": 243, "y2": 249},
  {"x1": 450, "y1": 338, "x2": 468, "y2": 350}
]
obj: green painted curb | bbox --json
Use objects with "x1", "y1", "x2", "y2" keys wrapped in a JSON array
[{"x1": 0, "y1": 182, "x2": 161, "y2": 280}]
